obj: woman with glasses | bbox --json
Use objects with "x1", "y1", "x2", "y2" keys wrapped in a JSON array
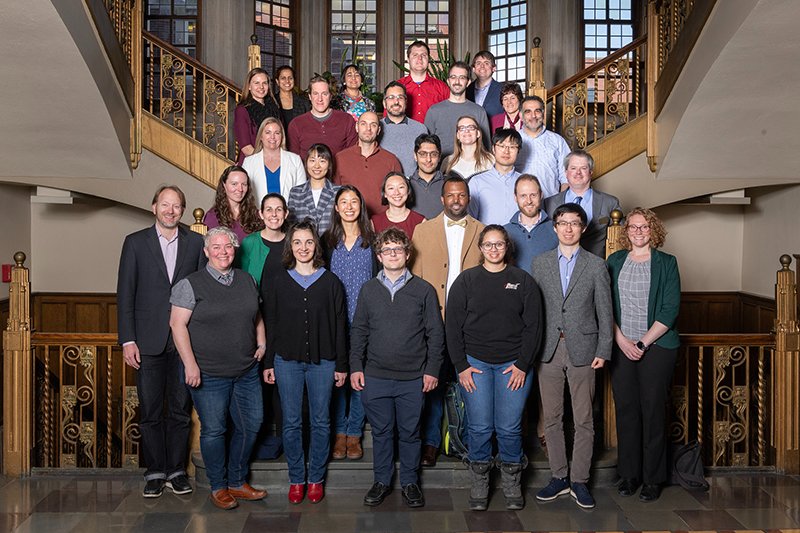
[
  {"x1": 370, "y1": 172, "x2": 425, "y2": 238},
  {"x1": 607, "y1": 208, "x2": 680, "y2": 503},
  {"x1": 442, "y1": 116, "x2": 494, "y2": 180},
  {"x1": 445, "y1": 224, "x2": 542, "y2": 511}
]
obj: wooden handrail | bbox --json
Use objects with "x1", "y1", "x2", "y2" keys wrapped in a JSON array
[
  {"x1": 31, "y1": 333, "x2": 119, "y2": 344},
  {"x1": 679, "y1": 333, "x2": 774, "y2": 346},
  {"x1": 143, "y1": 31, "x2": 241, "y2": 93},
  {"x1": 550, "y1": 35, "x2": 647, "y2": 96}
]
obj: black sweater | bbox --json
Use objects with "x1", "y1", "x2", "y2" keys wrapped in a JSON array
[
  {"x1": 445, "y1": 265, "x2": 543, "y2": 373},
  {"x1": 262, "y1": 269, "x2": 348, "y2": 372},
  {"x1": 349, "y1": 275, "x2": 445, "y2": 380}
]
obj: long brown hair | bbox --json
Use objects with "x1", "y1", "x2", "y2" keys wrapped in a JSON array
[
  {"x1": 212, "y1": 166, "x2": 264, "y2": 234},
  {"x1": 324, "y1": 185, "x2": 373, "y2": 251},
  {"x1": 241, "y1": 67, "x2": 278, "y2": 106},
  {"x1": 444, "y1": 116, "x2": 493, "y2": 174}
]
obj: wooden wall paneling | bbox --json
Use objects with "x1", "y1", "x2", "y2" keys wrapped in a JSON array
[{"x1": 32, "y1": 294, "x2": 117, "y2": 333}]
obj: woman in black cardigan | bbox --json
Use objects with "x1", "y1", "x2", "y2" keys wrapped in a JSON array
[{"x1": 262, "y1": 219, "x2": 347, "y2": 505}]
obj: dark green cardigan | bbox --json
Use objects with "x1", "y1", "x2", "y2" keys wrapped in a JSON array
[{"x1": 607, "y1": 248, "x2": 681, "y2": 349}]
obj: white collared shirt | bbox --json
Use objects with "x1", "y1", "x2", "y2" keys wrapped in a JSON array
[{"x1": 443, "y1": 215, "x2": 466, "y2": 301}]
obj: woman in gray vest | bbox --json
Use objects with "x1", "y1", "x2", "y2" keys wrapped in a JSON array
[{"x1": 169, "y1": 226, "x2": 268, "y2": 510}]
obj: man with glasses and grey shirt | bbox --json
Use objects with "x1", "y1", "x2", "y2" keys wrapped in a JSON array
[
  {"x1": 380, "y1": 81, "x2": 428, "y2": 177},
  {"x1": 424, "y1": 62, "x2": 491, "y2": 158},
  {"x1": 408, "y1": 134, "x2": 447, "y2": 220}
]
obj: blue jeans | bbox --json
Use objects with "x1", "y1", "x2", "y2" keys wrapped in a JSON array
[
  {"x1": 461, "y1": 355, "x2": 533, "y2": 463},
  {"x1": 332, "y1": 383, "x2": 365, "y2": 437},
  {"x1": 420, "y1": 383, "x2": 444, "y2": 448},
  {"x1": 188, "y1": 364, "x2": 263, "y2": 492},
  {"x1": 274, "y1": 355, "x2": 335, "y2": 484}
]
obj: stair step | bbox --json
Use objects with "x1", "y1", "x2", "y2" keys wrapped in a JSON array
[{"x1": 192, "y1": 448, "x2": 618, "y2": 491}]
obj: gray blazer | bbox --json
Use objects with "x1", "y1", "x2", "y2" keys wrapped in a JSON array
[
  {"x1": 531, "y1": 247, "x2": 613, "y2": 366},
  {"x1": 543, "y1": 188, "x2": 620, "y2": 258}
]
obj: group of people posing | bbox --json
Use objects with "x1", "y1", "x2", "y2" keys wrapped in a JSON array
[{"x1": 117, "y1": 40, "x2": 681, "y2": 515}]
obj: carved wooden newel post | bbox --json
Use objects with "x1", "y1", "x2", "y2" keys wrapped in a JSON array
[
  {"x1": 2, "y1": 252, "x2": 33, "y2": 476},
  {"x1": 527, "y1": 37, "x2": 546, "y2": 101},
  {"x1": 187, "y1": 209, "x2": 208, "y2": 476},
  {"x1": 774, "y1": 255, "x2": 800, "y2": 474},
  {"x1": 603, "y1": 209, "x2": 625, "y2": 449},
  {"x1": 248, "y1": 34, "x2": 261, "y2": 71}
]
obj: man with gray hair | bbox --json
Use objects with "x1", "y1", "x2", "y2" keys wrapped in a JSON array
[
  {"x1": 117, "y1": 185, "x2": 205, "y2": 498},
  {"x1": 515, "y1": 95, "x2": 570, "y2": 199},
  {"x1": 542, "y1": 149, "x2": 620, "y2": 257}
]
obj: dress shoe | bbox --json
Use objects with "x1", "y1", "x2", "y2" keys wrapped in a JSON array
[
  {"x1": 228, "y1": 483, "x2": 267, "y2": 501},
  {"x1": 402, "y1": 483, "x2": 425, "y2": 508},
  {"x1": 346, "y1": 436, "x2": 363, "y2": 460},
  {"x1": 639, "y1": 483, "x2": 661, "y2": 502},
  {"x1": 210, "y1": 489, "x2": 238, "y2": 510},
  {"x1": 617, "y1": 477, "x2": 640, "y2": 497},
  {"x1": 288, "y1": 484, "x2": 305, "y2": 504},
  {"x1": 363, "y1": 482, "x2": 392, "y2": 506},
  {"x1": 142, "y1": 478, "x2": 165, "y2": 498},
  {"x1": 420, "y1": 445, "x2": 438, "y2": 467},
  {"x1": 307, "y1": 482, "x2": 325, "y2": 503},
  {"x1": 332, "y1": 434, "x2": 347, "y2": 460},
  {"x1": 165, "y1": 474, "x2": 193, "y2": 495}
]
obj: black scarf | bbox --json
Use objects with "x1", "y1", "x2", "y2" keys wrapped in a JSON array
[{"x1": 245, "y1": 97, "x2": 280, "y2": 130}]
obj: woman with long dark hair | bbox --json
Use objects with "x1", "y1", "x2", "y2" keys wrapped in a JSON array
[
  {"x1": 274, "y1": 65, "x2": 311, "y2": 127},
  {"x1": 234, "y1": 67, "x2": 281, "y2": 164},
  {"x1": 323, "y1": 185, "x2": 377, "y2": 461},
  {"x1": 203, "y1": 165, "x2": 264, "y2": 243},
  {"x1": 239, "y1": 192, "x2": 289, "y2": 287}
]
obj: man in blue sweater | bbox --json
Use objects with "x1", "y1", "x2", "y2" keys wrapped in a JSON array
[{"x1": 350, "y1": 228, "x2": 445, "y2": 509}]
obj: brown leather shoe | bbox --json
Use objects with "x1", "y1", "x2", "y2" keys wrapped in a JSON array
[
  {"x1": 332, "y1": 433, "x2": 347, "y2": 460},
  {"x1": 421, "y1": 444, "x2": 438, "y2": 467},
  {"x1": 210, "y1": 489, "x2": 238, "y2": 510},
  {"x1": 228, "y1": 483, "x2": 267, "y2": 501},
  {"x1": 346, "y1": 436, "x2": 363, "y2": 460}
]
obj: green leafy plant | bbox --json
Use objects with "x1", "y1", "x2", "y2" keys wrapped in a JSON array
[{"x1": 392, "y1": 39, "x2": 471, "y2": 82}]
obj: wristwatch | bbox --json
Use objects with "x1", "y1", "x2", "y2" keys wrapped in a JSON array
[{"x1": 635, "y1": 340, "x2": 648, "y2": 351}]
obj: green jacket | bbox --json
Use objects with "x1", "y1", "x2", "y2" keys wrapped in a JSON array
[
  {"x1": 607, "y1": 248, "x2": 681, "y2": 349},
  {"x1": 238, "y1": 232, "x2": 270, "y2": 287}
]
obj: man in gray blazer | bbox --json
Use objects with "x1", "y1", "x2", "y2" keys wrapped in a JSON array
[
  {"x1": 543, "y1": 150, "x2": 620, "y2": 258},
  {"x1": 531, "y1": 203, "x2": 613, "y2": 509}
]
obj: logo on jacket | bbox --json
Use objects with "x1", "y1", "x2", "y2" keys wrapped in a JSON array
[{"x1": 504, "y1": 283, "x2": 520, "y2": 290}]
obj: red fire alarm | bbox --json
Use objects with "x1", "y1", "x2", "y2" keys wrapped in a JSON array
[{"x1": 2, "y1": 264, "x2": 12, "y2": 283}]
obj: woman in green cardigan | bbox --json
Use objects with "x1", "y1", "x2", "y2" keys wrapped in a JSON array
[
  {"x1": 238, "y1": 193, "x2": 289, "y2": 287},
  {"x1": 607, "y1": 207, "x2": 681, "y2": 503}
]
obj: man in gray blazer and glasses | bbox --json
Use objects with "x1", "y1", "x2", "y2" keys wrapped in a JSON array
[{"x1": 531, "y1": 203, "x2": 613, "y2": 510}]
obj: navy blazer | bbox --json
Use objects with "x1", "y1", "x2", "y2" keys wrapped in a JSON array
[
  {"x1": 117, "y1": 224, "x2": 205, "y2": 355},
  {"x1": 466, "y1": 79, "x2": 504, "y2": 120}
]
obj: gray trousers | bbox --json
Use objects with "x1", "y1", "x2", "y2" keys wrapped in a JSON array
[{"x1": 538, "y1": 338, "x2": 596, "y2": 483}]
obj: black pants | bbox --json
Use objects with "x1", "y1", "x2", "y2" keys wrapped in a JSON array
[
  {"x1": 136, "y1": 342, "x2": 192, "y2": 480},
  {"x1": 610, "y1": 343, "x2": 677, "y2": 485}
]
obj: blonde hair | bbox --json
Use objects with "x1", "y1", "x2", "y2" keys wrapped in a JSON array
[{"x1": 253, "y1": 117, "x2": 286, "y2": 152}]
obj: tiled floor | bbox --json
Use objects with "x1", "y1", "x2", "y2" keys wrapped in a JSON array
[{"x1": 0, "y1": 472, "x2": 798, "y2": 532}]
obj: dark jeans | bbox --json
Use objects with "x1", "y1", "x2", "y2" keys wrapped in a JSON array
[
  {"x1": 136, "y1": 343, "x2": 192, "y2": 481},
  {"x1": 610, "y1": 343, "x2": 678, "y2": 484},
  {"x1": 189, "y1": 365, "x2": 263, "y2": 492},
  {"x1": 361, "y1": 376, "x2": 424, "y2": 487}
]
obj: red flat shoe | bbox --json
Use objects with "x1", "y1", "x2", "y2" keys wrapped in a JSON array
[
  {"x1": 288, "y1": 483, "x2": 305, "y2": 504},
  {"x1": 307, "y1": 482, "x2": 324, "y2": 503}
]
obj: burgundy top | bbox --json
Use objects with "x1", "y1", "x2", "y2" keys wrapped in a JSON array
[
  {"x1": 203, "y1": 207, "x2": 248, "y2": 243},
  {"x1": 233, "y1": 105, "x2": 257, "y2": 165},
  {"x1": 334, "y1": 145, "x2": 403, "y2": 217},
  {"x1": 491, "y1": 112, "x2": 523, "y2": 134},
  {"x1": 287, "y1": 110, "x2": 357, "y2": 160},
  {"x1": 371, "y1": 210, "x2": 426, "y2": 239}
]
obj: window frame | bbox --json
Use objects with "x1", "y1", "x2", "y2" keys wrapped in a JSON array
[
  {"x1": 327, "y1": 0, "x2": 382, "y2": 91},
  {"x1": 254, "y1": 0, "x2": 297, "y2": 75},
  {"x1": 483, "y1": 0, "x2": 528, "y2": 86},
  {"x1": 400, "y1": 0, "x2": 453, "y2": 68},
  {"x1": 143, "y1": 0, "x2": 202, "y2": 58}
]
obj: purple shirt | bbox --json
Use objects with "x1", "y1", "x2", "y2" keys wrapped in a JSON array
[{"x1": 203, "y1": 207, "x2": 248, "y2": 243}]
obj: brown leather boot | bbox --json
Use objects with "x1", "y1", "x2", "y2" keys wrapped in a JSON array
[
  {"x1": 346, "y1": 436, "x2": 363, "y2": 459},
  {"x1": 332, "y1": 434, "x2": 347, "y2": 460}
]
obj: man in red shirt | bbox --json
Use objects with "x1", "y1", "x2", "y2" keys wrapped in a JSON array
[
  {"x1": 334, "y1": 111, "x2": 402, "y2": 217},
  {"x1": 396, "y1": 41, "x2": 449, "y2": 124},
  {"x1": 288, "y1": 75, "x2": 357, "y2": 159}
]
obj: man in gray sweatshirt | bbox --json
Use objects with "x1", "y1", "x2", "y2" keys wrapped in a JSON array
[{"x1": 350, "y1": 227, "x2": 445, "y2": 509}]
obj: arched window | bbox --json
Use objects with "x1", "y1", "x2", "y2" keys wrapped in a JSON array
[
  {"x1": 487, "y1": 0, "x2": 526, "y2": 85},
  {"x1": 255, "y1": 0, "x2": 295, "y2": 74}
]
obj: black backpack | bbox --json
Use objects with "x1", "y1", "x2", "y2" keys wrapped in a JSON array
[
  {"x1": 441, "y1": 382, "x2": 469, "y2": 460},
  {"x1": 669, "y1": 441, "x2": 710, "y2": 491}
]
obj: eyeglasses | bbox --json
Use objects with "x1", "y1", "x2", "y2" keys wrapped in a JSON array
[
  {"x1": 379, "y1": 247, "x2": 406, "y2": 256},
  {"x1": 457, "y1": 125, "x2": 478, "y2": 132},
  {"x1": 480, "y1": 241, "x2": 507, "y2": 251},
  {"x1": 416, "y1": 150, "x2": 440, "y2": 159},
  {"x1": 494, "y1": 143, "x2": 519, "y2": 152},
  {"x1": 628, "y1": 224, "x2": 651, "y2": 233},
  {"x1": 555, "y1": 221, "x2": 584, "y2": 229},
  {"x1": 384, "y1": 94, "x2": 406, "y2": 101}
]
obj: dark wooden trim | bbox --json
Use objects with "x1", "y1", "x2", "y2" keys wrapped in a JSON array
[
  {"x1": 680, "y1": 333, "x2": 774, "y2": 345},
  {"x1": 31, "y1": 333, "x2": 118, "y2": 345},
  {"x1": 679, "y1": 291, "x2": 776, "y2": 334},
  {"x1": 653, "y1": 0, "x2": 717, "y2": 118},
  {"x1": 32, "y1": 293, "x2": 118, "y2": 334}
]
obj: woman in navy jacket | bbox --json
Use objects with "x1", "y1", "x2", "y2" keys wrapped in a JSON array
[{"x1": 607, "y1": 207, "x2": 680, "y2": 503}]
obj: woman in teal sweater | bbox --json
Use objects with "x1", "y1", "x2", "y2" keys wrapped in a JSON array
[
  {"x1": 607, "y1": 207, "x2": 680, "y2": 503},
  {"x1": 238, "y1": 193, "x2": 289, "y2": 287}
]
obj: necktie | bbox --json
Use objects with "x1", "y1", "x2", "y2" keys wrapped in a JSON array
[
  {"x1": 574, "y1": 196, "x2": 582, "y2": 206},
  {"x1": 447, "y1": 218, "x2": 467, "y2": 228}
]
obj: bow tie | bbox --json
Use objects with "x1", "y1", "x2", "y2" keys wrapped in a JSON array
[{"x1": 446, "y1": 218, "x2": 467, "y2": 228}]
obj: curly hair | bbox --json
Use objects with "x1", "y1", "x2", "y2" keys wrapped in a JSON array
[
  {"x1": 212, "y1": 166, "x2": 264, "y2": 234},
  {"x1": 618, "y1": 207, "x2": 668, "y2": 250}
]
